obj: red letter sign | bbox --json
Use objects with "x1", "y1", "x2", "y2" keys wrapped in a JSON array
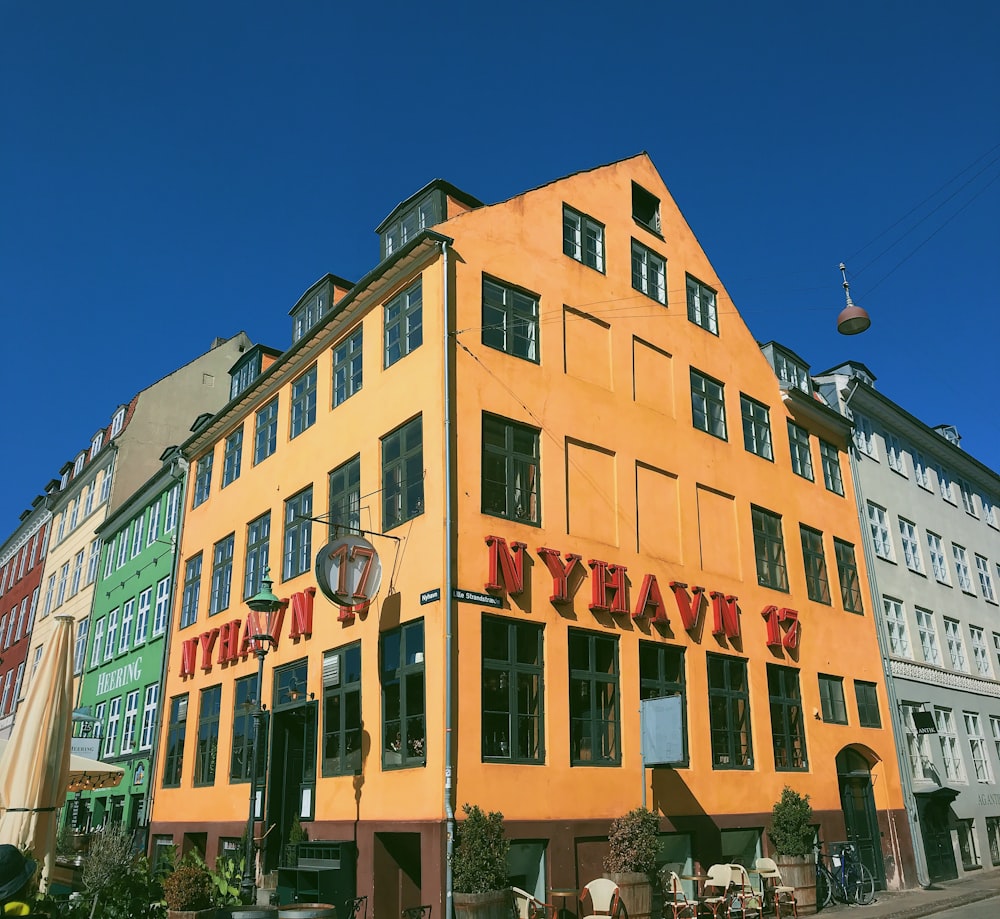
[
  {"x1": 669, "y1": 582, "x2": 705, "y2": 631},
  {"x1": 537, "y1": 546, "x2": 581, "y2": 602},
  {"x1": 589, "y1": 559, "x2": 628, "y2": 614},
  {"x1": 485, "y1": 535, "x2": 527, "y2": 595},
  {"x1": 633, "y1": 574, "x2": 668, "y2": 622}
]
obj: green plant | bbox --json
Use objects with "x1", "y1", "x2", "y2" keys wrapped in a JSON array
[
  {"x1": 163, "y1": 863, "x2": 214, "y2": 912},
  {"x1": 451, "y1": 803, "x2": 510, "y2": 893},
  {"x1": 604, "y1": 806, "x2": 660, "y2": 875},
  {"x1": 283, "y1": 815, "x2": 309, "y2": 866},
  {"x1": 768, "y1": 786, "x2": 815, "y2": 857},
  {"x1": 209, "y1": 852, "x2": 245, "y2": 906}
]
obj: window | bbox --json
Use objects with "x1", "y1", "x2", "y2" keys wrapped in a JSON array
[
  {"x1": 752, "y1": 506, "x2": 788, "y2": 591},
  {"x1": 631, "y1": 240, "x2": 666, "y2": 304},
  {"x1": 333, "y1": 327, "x2": 363, "y2": 407},
  {"x1": 768, "y1": 664, "x2": 807, "y2": 770},
  {"x1": 230, "y1": 675, "x2": 260, "y2": 782},
  {"x1": 116, "y1": 530, "x2": 128, "y2": 569},
  {"x1": 568, "y1": 629, "x2": 620, "y2": 765},
  {"x1": 74, "y1": 452, "x2": 86, "y2": 476},
  {"x1": 73, "y1": 619, "x2": 89, "y2": 676},
  {"x1": 91, "y1": 431, "x2": 104, "y2": 456},
  {"x1": 42, "y1": 575, "x2": 55, "y2": 619},
  {"x1": 915, "y1": 608, "x2": 940, "y2": 666},
  {"x1": 953, "y1": 544, "x2": 974, "y2": 592},
  {"x1": 104, "y1": 608, "x2": 119, "y2": 661},
  {"x1": 800, "y1": 526, "x2": 831, "y2": 604},
  {"x1": 290, "y1": 365, "x2": 318, "y2": 438},
  {"x1": 965, "y1": 713, "x2": 993, "y2": 783},
  {"x1": 975, "y1": 555, "x2": 996, "y2": 602},
  {"x1": 632, "y1": 182, "x2": 661, "y2": 233},
  {"x1": 292, "y1": 291, "x2": 327, "y2": 343},
  {"x1": 121, "y1": 689, "x2": 140, "y2": 753},
  {"x1": 382, "y1": 417, "x2": 424, "y2": 529},
  {"x1": 153, "y1": 576, "x2": 170, "y2": 637},
  {"x1": 162, "y1": 695, "x2": 187, "y2": 787},
  {"x1": 787, "y1": 422, "x2": 813, "y2": 480},
  {"x1": 283, "y1": 488, "x2": 313, "y2": 581},
  {"x1": 164, "y1": 484, "x2": 180, "y2": 532},
  {"x1": 938, "y1": 465, "x2": 955, "y2": 503},
  {"x1": 56, "y1": 563, "x2": 69, "y2": 607},
  {"x1": 482, "y1": 276, "x2": 538, "y2": 361},
  {"x1": 912, "y1": 451, "x2": 930, "y2": 488},
  {"x1": 482, "y1": 415, "x2": 540, "y2": 524},
  {"x1": 855, "y1": 681, "x2": 881, "y2": 728},
  {"x1": 927, "y1": 532, "x2": 950, "y2": 584},
  {"x1": 818, "y1": 674, "x2": 847, "y2": 724},
  {"x1": 90, "y1": 618, "x2": 104, "y2": 669},
  {"x1": 70, "y1": 550, "x2": 84, "y2": 597},
  {"x1": 960, "y1": 480, "x2": 977, "y2": 516},
  {"x1": 483, "y1": 616, "x2": 544, "y2": 763},
  {"x1": 244, "y1": 513, "x2": 271, "y2": 599},
  {"x1": 135, "y1": 587, "x2": 151, "y2": 646},
  {"x1": 69, "y1": 496, "x2": 80, "y2": 531},
  {"x1": 104, "y1": 697, "x2": 121, "y2": 758},
  {"x1": 970, "y1": 627, "x2": 991, "y2": 677},
  {"x1": 230, "y1": 350, "x2": 262, "y2": 400},
  {"x1": 934, "y1": 707, "x2": 965, "y2": 782},
  {"x1": 883, "y1": 597, "x2": 912, "y2": 658},
  {"x1": 382, "y1": 191, "x2": 439, "y2": 256},
  {"x1": 867, "y1": 502, "x2": 894, "y2": 561},
  {"x1": 111, "y1": 407, "x2": 126, "y2": 436},
  {"x1": 254, "y1": 398, "x2": 279, "y2": 464},
  {"x1": 180, "y1": 554, "x2": 203, "y2": 628},
  {"x1": 708, "y1": 653, "x2": 752, "y2": 768},
  {"x1": 984, "y1": 495, "x2": 998, "y2": 529},
  {"x1": 83, "y1": 483, "x2": 94, "y2": 517},
  {"x1": 322, "y1": 643, "x2": 363, "y2": 775},
  {"x1": 944, "y1": 618, "x2": 968, "y2": 672},
  {"x1": 990, "y1": 817, "x2": 1000, "y2": 867},
  {"x1": 192, "y1": 452, "x2": 213, "y2": 508},
  {"x1": 563, "y1": 205, "x2": 604, "y2": 272},
  {"x1": 210, "y1": 534, "x2": 235, "y2": 615},
  {"x1": 195, "y1": 685, "x2": 222, "y2": 786},
  {"x1": 853, "y1": 413, "x2": 877, "y2": 458},
  {"x1": 131, "y1": 513, "x2": 144, "y2": 557},
  {"x1": 818, "y1": 440, "x2": 844, "y2": 495},
  {"x1": 740, "y1": 395, "x2": 772, "y2": 460},
  {"x1": 222, "y1": 428, "x2": 243, "y2": 488},
  {"x1": 86, "y1": 538, "x2": 101, "y2": 585},
  {"x1": 686, "y1": 275, "x2": 718, "y2": 333},
  {"x1": 639, "y1": 642, "x2": 687, "y2": 764},
  {"x1": 327, "y1": 456, "x2": 361, "y2": 536},
  {"x1": 885, "y1": 432, "x2": 907, "y2": 475},
  {"x1": 119, "y1": 598, "x2": 134, "y2": 653},
  {"x1": 385, "y1": 278, "x2": 423, "y2": 367},
  {"x1": 901, "y1": 703, "x2": 933, "y2": 781},
  {"x1": 99, "y1": 461, "x2": 114, "y2": 503},
  {"x1": 898, "y1": 518, "x2": 924, "y2": 573},
  {"x1": 690, "y1": 369, "x2": 726, "y2": 439},
  {"x1": 381, "y1": 620, "x2": 426, "y2": 768}
]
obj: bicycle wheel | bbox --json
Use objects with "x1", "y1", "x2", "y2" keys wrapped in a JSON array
[
  {"x1": 847, "y1": 863, "x2": 875, "y2": 905},
  {"x1": 816, "y1": 867, "x2": 833, "y2": 909}
]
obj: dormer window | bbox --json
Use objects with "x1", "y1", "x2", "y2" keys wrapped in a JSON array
[
  {"x1": 292, "y1": 292, "x2": 327, "y2": 344},
  {"x1": 60, "y1": 471, "x2": 70, "y2": 489},
  {"x1": 383, "y1": 192, "x2": 441, "y2": 259},
  {"x1": 631, "y1": 182, "x2": 661, "y2": 235},
  {"x1": 110, "y1": 407, "x2": 126, "y2": 437},
  {"x1": 73, "y1": 452, "x2": 86, "y2": 476},
  {"x1": 230, "y1": 351, "x2": 263, "y2": 400},
  {"x1": 773, "y1": 352, "x2": 810, "y2": 394},
  {"x1": 90, "y1": 431, "x2": 104, "y2": 457}
]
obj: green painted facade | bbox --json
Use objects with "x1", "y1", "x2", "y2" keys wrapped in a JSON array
[{"x1": 70, "y1": 454, "x2": 187, "y2": 841}]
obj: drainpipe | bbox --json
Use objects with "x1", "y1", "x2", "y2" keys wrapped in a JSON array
[
  {"x1": 843, "y1": 382, "x2": 931, "y2": 888},
  {"x1": 441, "y1": 240, "x2": 456, "y2": 917}
]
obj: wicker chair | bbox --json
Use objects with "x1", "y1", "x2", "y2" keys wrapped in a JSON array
[{"x1": 754, "y1": 858, "x2": 798, "y2": 918}]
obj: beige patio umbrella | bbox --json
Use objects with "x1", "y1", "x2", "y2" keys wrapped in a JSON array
[{"x1": 0, "y1": 614, "x2": 74, "y2": 890}]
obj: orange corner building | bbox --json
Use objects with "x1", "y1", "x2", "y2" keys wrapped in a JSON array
[{"x1": 149, "y1": 155, "x2": 911, "y2": 911}]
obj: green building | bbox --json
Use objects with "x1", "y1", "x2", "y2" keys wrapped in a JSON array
[{"x1": 71, "y1": 448, "x2": 187, "y2": 843}]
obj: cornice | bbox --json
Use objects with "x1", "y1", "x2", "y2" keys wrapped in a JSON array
[{"x1": 890, "y1": 658, "x2": 1000, "y2": 699}]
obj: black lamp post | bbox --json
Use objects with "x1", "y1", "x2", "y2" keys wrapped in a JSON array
[{"x1": 239, "y1": 567, "x2": 282, "y2": 905}]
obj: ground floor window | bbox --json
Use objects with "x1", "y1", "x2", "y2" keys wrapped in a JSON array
[
  {"x1": 956, "y1": 819, "x2": 980, "y2": 870},
  {"x1": 987, "y1": 816, "x2": 1000, "y2": 866},
  {"x1": 507, "y1": 840, "x2": 547, "y2": 903}
]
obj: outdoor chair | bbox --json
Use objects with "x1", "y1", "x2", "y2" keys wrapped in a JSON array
[
  {"x1": 347, "y1": 897, "x2": 368, "y2": 919},
  {"x1": 754, "y1": 858, "x2": 797, "y2": 919},
  {"x1": 402, "y1": 906, "x2": 432, "y2": 919},
  {"x1": 660, "y1": 869, "x2": 698, "y2": 919},
  {"x1": 726, "y1": 865, "x2": 761, "y2": 919},
  {"x1": 700, "y1": 864, "x2": 733, "y2": 919},
  {"x1": 511, "y1": 886, "x2": 557, "y2": 919},
  {"x1": 579, "y1": 878, "x2": 620, "y2": 919}
]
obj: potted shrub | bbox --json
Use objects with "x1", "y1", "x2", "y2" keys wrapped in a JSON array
[
  {"x1": 603, "y1": 807, "x2": 659, "y2": 919},
  {"x1": 451, "y1": 803, "x2": 511, "y2": 919},
  {"x1": 164, "y1": 863, "x2": 217, "y2": 919},
  {"x1": 768, "y1": 786, "x2": 818, "y2": 915}
]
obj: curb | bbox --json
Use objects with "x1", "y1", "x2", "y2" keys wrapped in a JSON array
[{"x1": 822, "y1": 887, "x2": 997, "y2": 919}]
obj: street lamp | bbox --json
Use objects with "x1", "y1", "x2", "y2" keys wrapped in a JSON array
[
  {"x1": 239, "y1": 567, "x2": 283, "y2": 905},
  {"x1": 836, "y1": 262, "x2": 872, "y2": 335}
]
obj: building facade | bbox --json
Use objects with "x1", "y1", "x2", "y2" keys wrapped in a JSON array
[
  {"x1": 149, "y1": 157, "x2": 910, "y2": 912},
  {"x1": 0, "y1": 497, "x2": 50, "y2": 736},
  {"x1": 817, "y1": 363, "x2": 1000, "y2": 882},
  {"x1": 23, "y1": 333, "x2": 252, "y2": 714},
  {"x1": 71, "y1": 451, "x2": 188, "y2": 842}
]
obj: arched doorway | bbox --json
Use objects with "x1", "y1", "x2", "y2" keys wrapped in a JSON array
[{"x1": 836, "y1": 748, "x2": 886, "y2": 888}]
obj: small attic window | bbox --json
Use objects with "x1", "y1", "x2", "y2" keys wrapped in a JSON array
[
  {"x1": 632, "y1": 182, "x2": 661, "y2": 234},
  {"x1": 773, "y1": 352, "x2": 811, "y2": 394},
  {"x1": 90, "y1": 431, "x2": 104, "y2": 457},
  {"x1": 381, "y1": 191, "x2": 443, "y2": 259},
  {"x1": 110, "y1": 407, "x2": 126, "y2": 437},
  {"x1": 74, "y1": 452, "x2": 86, "y2": 475},
  {"x1": 292, "y1": 291, "x2": 328, "y2": 344},
  {"x1": 230, "y1": 351, "x2": 263, "y2": 400}
]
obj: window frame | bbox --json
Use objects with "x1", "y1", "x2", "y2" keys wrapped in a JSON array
[
  {"x1": 787, "y1": 421, "x2": 814, "y2": 481},
  {"x1": 800, "y1": 526, "x2": 831, "y2": 604},
  {"x1": 380, "y1": 620, "x2": 426, "y2": 769},
  {"x1": 482, "y1": 276, "x2": 539, "y2": 363},
  {"x1": 883, "y1": 597, "x2": 912, "y2": 658},
  {"x1": 162, "y1": 694, "x2": 187, "y2": 788},
  {"x1": 867, "y1": 502, "x2": 894, "y2": 561},
  {"x1": 708, "y1": 653, "x2": 753, "y2": 770},
  {"x1": 639, "y1": 641, "x2": 687, "y2": 766},
  {"x1": 481, "y1": 414, "x2": 541, "y2": 525},
  {"x1": 333, "y1": 327, "x2": 363, "y2": 407},
  {"x1": 818, "y1": 673, "x2": 848, "y2": 725},
  {"x1": 768, "y1": 664, "x2": 807, "y2": 771},
  {"x1": 328, "y1": 456, "x2": 361, "y2": 536},
  {"x1": 244, "y1": 512, "x2": 271, "y2": 600},
  {"x1": 898, "y1": 517, "x2": 924, "y2": 573},
  {"x1": 563, "y1": 204, "x2": 605, "y2": 273},
  {"x1": 222, "y1": 427, "x2": 243, "y2": 488},
  {"x1": 690, "y1": 368, "x2": 727, "y2": 440},
  {"x1": 382, "y1": 417, "x2": 424, "y2": 531},
  {"x1": 253, "y1": 398, "x2": 279, "y2": 465},
  {"x1": 686, "y1": 274, "x2": 718, "y2": 334},
  {"x1": 834, "y1": 538, "x2": 863, "y2": 613},
  {"x1": 322, "y1": 643, "x2": 363, "y2": 776},
  {"x1": 282, "y1": 487, "x2": 313, "y2": 582},
  {"x1": 568, "y1": 629, "x2": 621, "y2": 767},
  {"x1": 180, "y1": 553, "x2": 203, "y2": 629},
  {"x1": 854, "y1": 681, "x2": 881, "y2": 728},
  {"x1": 915, "y1": 607, "x2": 941, "y2": 666},
  {"x1": 209, "y1": 534, "x2": 235, "y2": 615},
  {"x1": 384, "y1": 278, "x2": 423, "y2": 368},
  {"x1": 192, "y1": 452, "x2": 213, "y2": 508},
  {"x1": 290, "y1": 364, "x2": 318, "y2": 439},
  {"x1": 752, "y1": 506, "x2": 788, "y2": 592},
  {"x1": 631, "y1": 239, "x2": 667, "y2": 305},
  {"x1": 740, "y1": 394, "x2": 773, "y2": 461}
]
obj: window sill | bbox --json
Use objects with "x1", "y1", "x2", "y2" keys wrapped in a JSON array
[{"x1": 632, "y1": 217, "x2": 664, "y2": 240}]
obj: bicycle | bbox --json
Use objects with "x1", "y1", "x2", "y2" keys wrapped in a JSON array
[{"x1": 814, "y1": 841, "x2": 875, "y2": 908}]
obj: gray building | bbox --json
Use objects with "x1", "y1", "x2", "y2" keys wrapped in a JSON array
[{"x1": 817, "y1": 361, "x2": 1000, "y2": 883}]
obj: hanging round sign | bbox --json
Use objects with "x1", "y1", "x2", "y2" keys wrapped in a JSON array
[{"x1": 315, "y1": 534, "x2": 383, "y2": 606}]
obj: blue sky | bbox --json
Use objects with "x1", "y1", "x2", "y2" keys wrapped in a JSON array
[{"x1": 1, "y1": 1, "x2": 998, "y2": 531}]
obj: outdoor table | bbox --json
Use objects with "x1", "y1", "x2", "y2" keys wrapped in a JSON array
[
  {"x1": 548, "y1": 889, "x2": 579, "y2": 919},
  {"x1": 680, "y1": 875, "x2": 712, "y2": 916}
]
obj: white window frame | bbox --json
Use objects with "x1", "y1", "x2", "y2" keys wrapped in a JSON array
[
  {"x1": 898, "y1": 518, "x2": 923, "y2": 573},
  {"x1": 970, "y1": 626, "x2": 991, "y2": 677},
  {"x1": 944, "y1": 617, "x2": 969, "y2": 672},
  {"x1": 86, "y1": 538, "x2": 101, "y2": 585},
  {"x1": 153, "y1": 576, "x2": 171, "y2": 637},
  {"x1": 853, "y1": 413, "x2": 877, "y2": 458},
  {"x1": 121, "y1": 689, "x2": 140, "y2": 754},
  {"x1": 140, "y1": 683, "x2": 159, "y2": 750},
  {"x1": 147, "y1": 501, "x2": 161, "y2": 546},
  {"x1": 927, "y1": 532, "x2": 950, "y2": 584},
  {"x1": 867, "y1": 502, "x2": 894, "y2": 560},
  {"x1": 90, "y1": 618, "x2": 104, "y2": 669},
  {"x1": 934, "y1": 707, "x2": 965, "y2": 782},
  {"x1": 915, "y1": 607, "x2": 940, "y2": 666},
  {"x1": 975, "y1": 555, "x2": 996, "y2": 602},
  {"x1": 886, "y1": 432, "x2": 907, "y2": 475},
  {"x1": 111, "y1": 407, "x2": 126, "y2": 437},
  {"x1": 70, "y1": 550, "x2": 84, "y2": 597},
  {"x1": 883, "y1": 597, "x2": 911, "y2": 658},
  {"x1": 104, "y1": 697, "x2": 121, "y2": 758},
  {"x1": 902, "y1": 702, "x2": 934, "y2": 782},
  {"x1": 938, "y1": 465, "x2": 955, "y2": 503},
  {"x1": 960, "y1": 480, "x2": 977, "y2": 516},
  {"x1": 563, "y1": 205, "x2": 606, "y2": 273},
  {"x1": 135, "y1": 587, "x2": 151, "y2": 646},
  {"x1": 104, "y1": 608, "x2": 119, "y2": 661},
  {"x1": 630, "y1": 240, "x2": 666, "y2": 304},
  {"x1": 119, "y1": 598, "x2": 135, "y2": 654},
  {"x1": 131, "y1": 513, "x2": 144, "y2": 557},
  {"x1": 953, "y1": 544, "x2": 974, "y2": 592}
]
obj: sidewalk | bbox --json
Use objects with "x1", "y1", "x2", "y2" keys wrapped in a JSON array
[{"x1": 820, "y1": 867, "x2": 999, "y2": 919}]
